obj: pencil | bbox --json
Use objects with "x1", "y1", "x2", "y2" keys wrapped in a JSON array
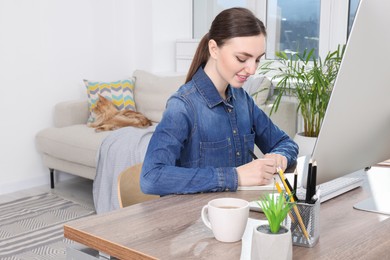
[
  {"x1": 293, "y1": 168, "x2": 298, "y2": 193},
  {"x1": 284, "y1": 175, "x2": 299, "y2": 202},
  {"x1": 310, "y1": 161, "x2": 318, "y2": 203},
  {"x1": 275, "y1": 182, "x2": 295, "y2": 224},
  {"x1": 305, "y1": 159, "x2": 313, "y2": 203},
  {"x1": 277, "y1": 167, "x2": 310, "y2": 241}
]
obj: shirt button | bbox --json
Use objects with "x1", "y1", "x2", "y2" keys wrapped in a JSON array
[
  {"x1": 236, "y1": 152, "x2": 240, "y2": 156},
  {"x1": 233, "y1": 130, "x2": 237, "y2": 134},
  {"x1": 228, "y1": 109, "x2": 232, "y2": 113}
]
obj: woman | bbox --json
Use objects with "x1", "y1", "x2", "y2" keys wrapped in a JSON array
[{"x1": 140, "y1": 7, "x2": 298, "y2": 196}]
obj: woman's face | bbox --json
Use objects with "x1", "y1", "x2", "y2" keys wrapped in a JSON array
[{"x1": 208, "y1": 34, "x2": 266, "y2": 89}]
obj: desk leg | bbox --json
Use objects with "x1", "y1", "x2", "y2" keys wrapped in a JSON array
[{"x1": 66, "y1": 244, "x2": 117, "y2": 260}]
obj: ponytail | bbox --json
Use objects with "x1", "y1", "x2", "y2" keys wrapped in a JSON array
[{"x1": 185, "y1": 33, "x2": 210, "y2": 83}]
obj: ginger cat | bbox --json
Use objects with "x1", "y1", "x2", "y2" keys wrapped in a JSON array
[{"x1": 88, "y1": 94, "x2": 152, "y2": 132}]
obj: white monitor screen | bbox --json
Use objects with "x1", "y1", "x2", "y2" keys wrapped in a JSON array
[{"x1": 303, "y1": 0, "x2": 390, "y2": 185}]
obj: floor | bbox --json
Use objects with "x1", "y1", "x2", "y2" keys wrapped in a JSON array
[{"x1": 0, "y1": 177, "x2": 95, "y2": 209}]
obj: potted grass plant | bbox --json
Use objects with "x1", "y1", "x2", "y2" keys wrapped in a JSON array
[
  {"x1": 251, "y1": 192, "x2": 294, "y2": 260},
  {"x1": 257, "y1": 45, "x2": 346, "y2": 155}
]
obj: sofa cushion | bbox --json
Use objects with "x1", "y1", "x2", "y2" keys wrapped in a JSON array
[
  {"x1": 133, "y1": 70, "x2": 185, "y2": 123},
  {"x1": 242, "y1": 75, "x2": 273, "y2": 105},
  {"x1": 84, "y1": 78, "x2": 136, "y2": 123},
  {"x1": 36, "y1": 125, "x2": 111, "y2": 168}
]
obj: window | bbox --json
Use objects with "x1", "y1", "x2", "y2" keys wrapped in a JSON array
[
  {"x1": 266, "y1": 0, "x2": 320, "y2": 59},
  {"x1": 348, "y1": 0, "x2": 361, "y2": 37},
  {"x1": 193, "y1": 0, "x2": 361, "y2": 59}
]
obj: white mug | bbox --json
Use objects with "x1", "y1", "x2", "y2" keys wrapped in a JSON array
[{"x1": 201, "y1": 197, "x2": 249, "y2": 242}]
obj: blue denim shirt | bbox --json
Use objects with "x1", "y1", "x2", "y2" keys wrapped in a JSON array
[{"x1": 141, "y1": 67, "x2": 298, "y2": 196}]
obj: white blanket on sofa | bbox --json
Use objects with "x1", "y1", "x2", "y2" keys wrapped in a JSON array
[{"x1": 93, "y1": 124, "x2": 156, "y2": 214}]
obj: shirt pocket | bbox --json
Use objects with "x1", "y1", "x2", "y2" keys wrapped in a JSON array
[
  {"x1": 243, "y1": 132, "x2": 256, "y2": 164},
  {"x1": 200, "y1": 138, "x2": 232, "y2": 167}
]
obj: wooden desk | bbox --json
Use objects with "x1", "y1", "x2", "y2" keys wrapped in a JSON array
[{"x1": 64, "y1": 172, "x2": 390, "y2": 259}]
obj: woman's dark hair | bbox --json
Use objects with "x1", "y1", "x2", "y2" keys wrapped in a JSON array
[{"x1": 185, "y1": 7, "x2": 266, "y2": 83}]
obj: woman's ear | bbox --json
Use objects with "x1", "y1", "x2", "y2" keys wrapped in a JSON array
[{"x1": 208, "y1": 39, "x2": 219, "y2": 59}]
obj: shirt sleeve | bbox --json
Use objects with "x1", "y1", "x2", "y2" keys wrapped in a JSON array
[
  {"x1": 140, "y1": 96, "x2": 238, "y2": 196},
  {"x1": 250, "y1": 97, "x2": 299, "y2": 168}
]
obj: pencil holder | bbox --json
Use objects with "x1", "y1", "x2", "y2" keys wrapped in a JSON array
[{"x1": 283, "y1": 198, "x2": 320, "y2": 247}]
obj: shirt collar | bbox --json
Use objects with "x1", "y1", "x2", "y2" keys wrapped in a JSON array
[{"x1": 192, "y1": 66, "x2": 235, "y2": 108}]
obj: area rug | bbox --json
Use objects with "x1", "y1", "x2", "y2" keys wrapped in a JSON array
[{"x1": 0, "y1": 193, "x2": 95, "y2": 259}]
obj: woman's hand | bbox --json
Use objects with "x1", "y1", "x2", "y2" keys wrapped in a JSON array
[
  {"x1": 263, "y1": 153, "x2": 288, "y2": 172},
  {"x1": 236, "y1": 158, "x2": 276, "y2": 186},
  {"x1": 236, "y1": 153, "x2": 288, "y2": 186}
]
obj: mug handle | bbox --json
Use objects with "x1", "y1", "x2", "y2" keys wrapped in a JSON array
[{"x1": 201, "y1": 205, "x2": 212, "y2": 230}]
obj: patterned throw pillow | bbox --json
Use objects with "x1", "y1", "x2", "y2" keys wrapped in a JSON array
[{"x1": 84, "y1": 77, "x2": 136, "y2": 123}]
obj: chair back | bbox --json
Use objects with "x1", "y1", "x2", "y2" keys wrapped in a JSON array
[{"x1": 117, "y1": 163, "x2": 159, "y2": 208}]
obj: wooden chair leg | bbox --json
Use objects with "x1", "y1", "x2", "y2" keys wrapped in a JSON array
[{"x1": 50, "y1": 169, "x2": 55, "y2": 189}]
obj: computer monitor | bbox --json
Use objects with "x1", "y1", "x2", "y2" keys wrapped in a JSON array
[{"x1": 299, "y1": 0, "x2": 390, "y2": 188}]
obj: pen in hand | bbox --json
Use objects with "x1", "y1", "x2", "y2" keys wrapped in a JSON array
[
  {"x1": 248, "y1": 150, "x2": 295, "y2": 198},
  {"x1": 248, "y1": 149, "x2": 258, "y2": 160}
]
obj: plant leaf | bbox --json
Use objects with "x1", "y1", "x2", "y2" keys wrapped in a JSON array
[{"x1": 257, "y1": 44, "x2": 346, "y2": 137}]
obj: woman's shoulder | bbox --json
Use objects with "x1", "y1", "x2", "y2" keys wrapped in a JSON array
[{"x1": 173, "y1": 80, "x2": 199, "y2": 99}]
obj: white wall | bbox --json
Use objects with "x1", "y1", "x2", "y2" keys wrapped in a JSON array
[{"x1": 0, "y1": 0, "x2": 192, "y2": 195}]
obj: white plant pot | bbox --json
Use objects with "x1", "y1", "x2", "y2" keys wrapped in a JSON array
[
  {"x1": 251, "y1": 224, "x2": 292, "y2": 260},
  {"x1": 293, "y1": 132, "x2": 317, "y2": 157}
]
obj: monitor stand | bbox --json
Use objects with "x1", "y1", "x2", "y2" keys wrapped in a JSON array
[
  {"x1": 354, "y1": 197, "x2": 390, "y2": 215},
  {"x1": 353, "y1": 167, "x2": 390, "y2": 215}
]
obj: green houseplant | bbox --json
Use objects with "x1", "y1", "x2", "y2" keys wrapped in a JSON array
[
  {"x1": 251, "y1": 191, "x2": 294, "y2": 260},
  {"x1": 258, "y1": 192, "x2": 294, "y2": 233},
  {"x1": 258, "y1": 45, "x2": 346, "y2": 137}
]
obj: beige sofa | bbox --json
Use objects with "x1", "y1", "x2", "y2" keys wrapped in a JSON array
[{"x1": 35, "y1": 70, "x2": 297, "y2": 188}]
